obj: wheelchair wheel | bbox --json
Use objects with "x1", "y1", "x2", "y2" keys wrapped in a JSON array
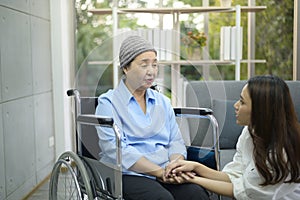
[{"x1": 49, "y1": 151, "x2": 94, "y2": 200}]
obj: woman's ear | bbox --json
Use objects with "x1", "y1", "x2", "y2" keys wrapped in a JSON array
[{"x1": 123, "y1": 66, "x2": 128, "y2": 74}]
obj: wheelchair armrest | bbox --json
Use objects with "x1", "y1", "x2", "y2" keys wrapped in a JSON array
[
  {"x1": 77, "y1": 114, "x2": 114, "y2": 127},
  {"x1": 173, "y1": 107, "x2": 213, "y2": 116},
  {"x1": 174, "y1": 107, "x2": 220, "y2": 170}
]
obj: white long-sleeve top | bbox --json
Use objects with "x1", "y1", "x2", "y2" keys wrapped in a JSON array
[{"x1": 222, "y1": 127, "x2": 300, "y2": 200}]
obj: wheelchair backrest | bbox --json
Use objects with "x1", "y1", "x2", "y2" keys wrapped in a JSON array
[{"x1": 78, "y1": 97, "x2": 100, "y2": 160}]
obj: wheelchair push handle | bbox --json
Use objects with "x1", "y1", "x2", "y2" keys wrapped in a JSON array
[
  {"x1": 66, "y1": 89, "x2": 114, "y2": 127},
  {"x1": 67, "y1": 89, "x2": 79, "y2": 97}
]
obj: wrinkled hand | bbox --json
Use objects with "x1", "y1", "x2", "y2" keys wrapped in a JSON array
[
  {"x1": 156, "y1": 167, "x2": 184, "y2": 184},
  {"x1": 165, "y1": 160, "x2": 196, "y2": 177},
  {"x1": 163, "y1": 160, "x2": 197, "y2": 184},
  {"x1": 167, "y1": 171, "x2": 196, "y2": 184},
  {"x1": 157, "y1": 170, "x2": 192, "y2": 184}
]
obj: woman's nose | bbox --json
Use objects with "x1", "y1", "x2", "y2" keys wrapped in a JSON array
[
  {"x1": 233, "y1": 101, "x2": 239, "y2": 109},
  {"x1": 146, "y1": 68, "x2": 153, "y2": 75},
  {"x1": 147, "y1": 65, "x2": 157, "y2": 73}
]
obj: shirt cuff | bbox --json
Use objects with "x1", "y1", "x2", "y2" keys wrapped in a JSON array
[{"x1": 228, "y1": 175, "x2": 247, "y2": 199}]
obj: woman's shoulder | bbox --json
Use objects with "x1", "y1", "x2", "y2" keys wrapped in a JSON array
[
  {"x1": 240, "y1": 126, "x2": 251, "y2": 139},
  {"x1": 97, "y1": 89, "x2": 114, "y2": 102},
  {"x1": 236, "y1": 127, "x2": 253, "y2": 150}
]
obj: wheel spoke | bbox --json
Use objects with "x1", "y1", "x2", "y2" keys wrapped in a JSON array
[{"x1": 49, "y1": 151, "x2": 93, "y2": 200}]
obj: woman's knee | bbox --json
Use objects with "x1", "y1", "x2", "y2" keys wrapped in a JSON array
[
  {"x1": 124, "y1": 187, "x2": 174, "y2": 200},
  {"x1": 185, "y1": 184, "x2": 210, "y2": 200},
  {"x1": 122, "y1": 175, "x2": 174, "y2": 200},
  {"x1": 151, "y1": 189, "x2": 174, "y2": 200}
]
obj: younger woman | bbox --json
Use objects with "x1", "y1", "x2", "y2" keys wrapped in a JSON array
[{"x1": 165, "y1": 75, "x2": 300, "y2": 199}]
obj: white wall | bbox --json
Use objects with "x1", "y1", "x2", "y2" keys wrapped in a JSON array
[
  {"x1": 50, "y1": 0, "x2": 75, "y2": 159},
  {"x1": 0, "y1": 0, "x2": 74, "y2": 199}
]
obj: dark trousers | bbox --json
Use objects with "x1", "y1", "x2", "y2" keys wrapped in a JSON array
[{"x1": 123, "y1": 175, "x2": 210, "y2": 200}]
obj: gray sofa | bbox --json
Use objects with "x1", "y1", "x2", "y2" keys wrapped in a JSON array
[{"x1": 185, "y1": 80, "x2": 300, "y2": 169}]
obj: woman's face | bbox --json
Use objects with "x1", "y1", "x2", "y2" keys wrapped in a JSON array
[
  {"x1": 234, "y1": 84, "x2": 252, "y2": 126},
  {"x1": 123, "y1": 51, "x2": 158, "y2": 92}
]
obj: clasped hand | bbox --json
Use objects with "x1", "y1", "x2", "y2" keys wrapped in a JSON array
[{"x1": 159, "y1": 160, "x2": 197, "y2": 184}]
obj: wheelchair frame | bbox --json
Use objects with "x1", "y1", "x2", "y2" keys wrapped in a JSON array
[
  {"x1": 49, "y1": 89, "x2": 123, "y2": 200},
  {"x1": 49, "y1": 89, "x2": 220, "y2": 200}
]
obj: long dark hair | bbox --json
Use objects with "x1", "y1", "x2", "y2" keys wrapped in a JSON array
[{"x1": 247, "y1": 75, "x2": 300, "y2": 185}]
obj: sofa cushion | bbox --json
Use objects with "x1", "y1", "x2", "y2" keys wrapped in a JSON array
[
  {"x1": 220, "y1": 149, "x2": 236, "y2": 169},
  {"x1": 186, "y1": 81, "x2": 246, "y2": 147},
  {"x1": 213, "y1": 99, "x2": 243, "y2": 149},
  {"x1": 286, "y1": 81, "x2": 300, "y2": 121}
]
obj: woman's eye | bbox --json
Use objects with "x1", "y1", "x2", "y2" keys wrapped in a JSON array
[
  {"x1": 239, "y1": 99, "x2": 244, "y2": 105},
  {"x1": 140, "y1": 64, "x2": 158, "y2": 68}
]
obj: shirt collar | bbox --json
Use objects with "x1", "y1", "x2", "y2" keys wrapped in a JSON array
[
  {"x1": 116, "y1": 78, "x2": 156, "y2": 104},
  {"x1": 115, "y1": 78, "x2": 132, "y2": 104},
  {"x1": 146, "y1": 87, "x2": 156, "y2": 102}
]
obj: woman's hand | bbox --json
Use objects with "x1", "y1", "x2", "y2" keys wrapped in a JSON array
[
  {"x1": 172, "y1": 171, "x2": 198, "y2": 184},
  {"x1": 158, "y1": 168, "x2": 193, "y2": 184},
  {"x1": 165, "y1": 160, "x2": 198, "y2": 180}
]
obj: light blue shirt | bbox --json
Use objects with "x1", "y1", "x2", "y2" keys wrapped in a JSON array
[{"x1": 95, "y1": 79, "x2": 186, "y2": 178}]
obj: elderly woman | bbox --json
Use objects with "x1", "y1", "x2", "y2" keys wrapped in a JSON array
[
  {"x1": 95, "y1": 35, "x2": 210, "y2": 200},
  {"x1": 165, "y1": 75, "x2": 300, "y2": 199}
]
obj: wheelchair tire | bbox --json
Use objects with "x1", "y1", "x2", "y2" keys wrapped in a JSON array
[{"x1": 49, "y1": 151, "x2": 94, "y2": 200}]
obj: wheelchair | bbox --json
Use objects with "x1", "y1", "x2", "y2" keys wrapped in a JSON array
[{"x1": 49, "y1": 88, "x2": 220, "y2": 200}]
